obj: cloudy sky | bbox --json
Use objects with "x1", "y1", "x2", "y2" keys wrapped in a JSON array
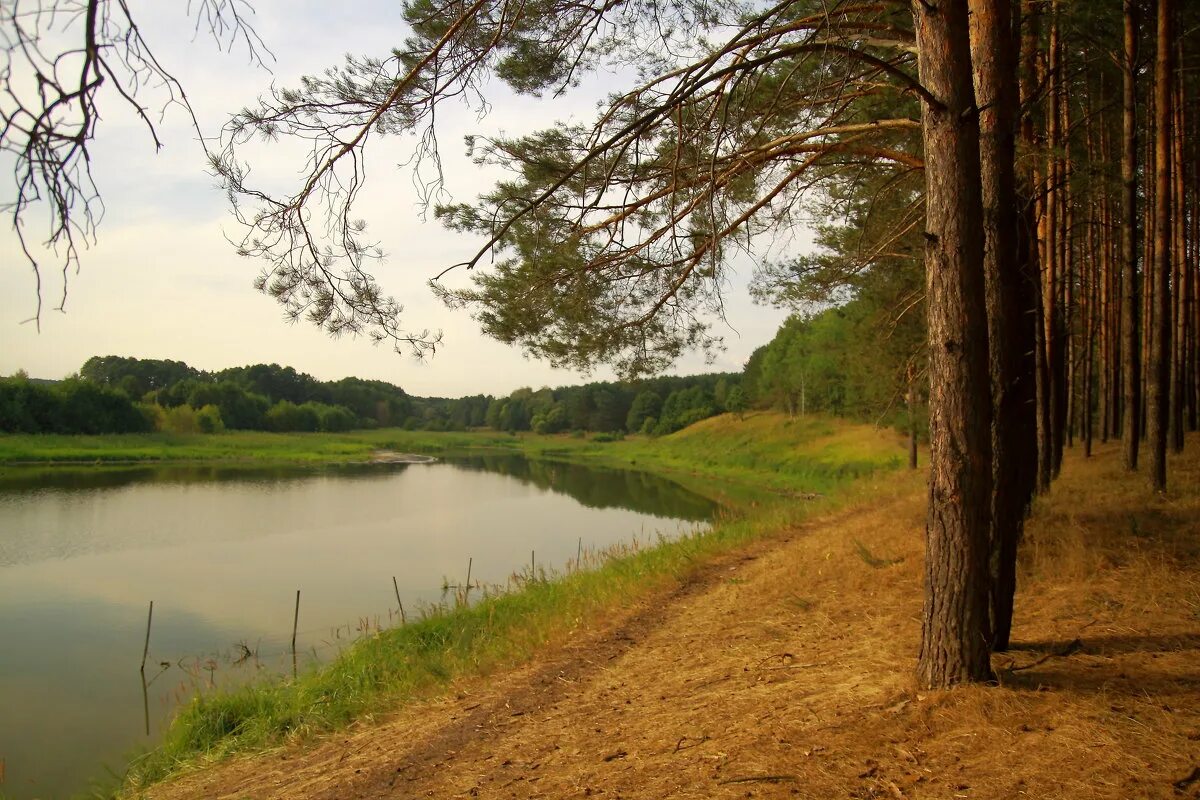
[{"x1": 0, "y1": 0, "x2": 796, "y2": 398}]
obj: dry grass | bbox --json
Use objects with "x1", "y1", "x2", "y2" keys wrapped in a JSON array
[{"x1": 143, "y1": 436, "x2": 1200, "y2": 800}]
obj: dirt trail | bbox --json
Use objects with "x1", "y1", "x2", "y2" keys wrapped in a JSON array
[{"x1": 150, "y1": 444, "x2": 1200, "y2": 800}]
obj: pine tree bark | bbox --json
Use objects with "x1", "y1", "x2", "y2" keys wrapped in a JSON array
[
  {"x1": 1021, "y1": 0, "x2": 1052, "y2": 493},
  {"x1": 971, "y1": 0, "x2": 1031, "y2": 653},
  {"x1": 1064, "y1": 136, "x2": 1076, "y2": 453},
  {"x1": 1100, "y1": 222, "x2": 1112, "y2": 444},
  {"x1": 1188, "y1": 99, "x2": 1198, "y2": 435},
  {"x1": 1100, "y1": 123, "x2": 1120, "y2": 444},
  {"x1": 1095, "y1": 84, "x2": 1118, "y2": 446},
  {"x1": 1033, "y1": 224, "x2": 1053, "y2": 491},
  {"x1": 1144, "y1": 112, "x2": 1157, "y2": 437},
  {"x1": 1147, "y1": 0, "x2": 1173, "y2": 491},
  {"x1": 1121, "y1": 0, "x2": 1141, "y2": 471},
  {"x1": 914, "y1": 0, "x2": 994, "y2": 688},
  {"x1": 1045, "y1": 2, "x2": 1067, "y2": 478},
  {"x1": 1083, "y1": 182, "x2": 1097, "y2": 458},
  {"x1": 1169, "y1": 43, "x2": 1186, "y2": 454}
]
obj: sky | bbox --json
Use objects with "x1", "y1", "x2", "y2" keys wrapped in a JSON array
[{"x1": 0, "y1": 0, "x2": 797, "y2": 398}]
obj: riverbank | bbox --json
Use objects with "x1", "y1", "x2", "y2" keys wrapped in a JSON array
[
  {"x1": 62, "y1": 414, "x2": 900, "y2": 795},
  {"x1": 0, "y1": 429, "x2": 514, "y2": 466},
  {"x1": 135, "y1": 432, "x2": 1200, "y2": 800},
  {"x1": 0, "y1": 414, "x2": 900, "y2": 502}
]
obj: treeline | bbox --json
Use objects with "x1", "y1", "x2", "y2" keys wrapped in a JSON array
[
  {"x1": 743, "y1": 306, "x2": 926, "y2": 439},
  {"x1": 746, "y1": 163, "x2": 928, "y2": 446},
  {"x1": 476, "y1": 373, "x2": 743, "y2": 436},
  {"x1": 0, "y1": 375, "x2": 152, "y2": 434},
  {"x1": 67, "y1": 356, "x2": 412, "y2": 434},
  {"x1": 746, "y1": 274, "x2": 925, "y2": 439},
  {"x1": 0, "y1": 363, "x2": 386, "y2": 435},
  {"x1": 1, "y1": 356, "x2": 742, "y2": 436}
]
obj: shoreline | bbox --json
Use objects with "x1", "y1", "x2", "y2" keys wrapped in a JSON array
[
  {"x1": 136, "y1": 434, "x2": 1200, "y2": 800},
  {"x1": 96, "y1": 415, "x2": 907, "y2": 796}
]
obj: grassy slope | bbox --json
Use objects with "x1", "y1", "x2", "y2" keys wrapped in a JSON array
[{"x1": 109, "y1": 413, "x2": 907, "y2": 794}]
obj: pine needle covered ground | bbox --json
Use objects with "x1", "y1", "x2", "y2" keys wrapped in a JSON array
[{"x1": 137, "y1": 425, "x2": 1198, "y2": 800}]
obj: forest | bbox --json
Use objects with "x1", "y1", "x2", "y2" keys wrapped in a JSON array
[{"x1": 0, "y1": 356, "x2": 744, "y2": 437}]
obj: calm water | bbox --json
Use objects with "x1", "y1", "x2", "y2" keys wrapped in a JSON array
[{"x1": 0, "y1": 455, "x2": 714, "y2": 799}]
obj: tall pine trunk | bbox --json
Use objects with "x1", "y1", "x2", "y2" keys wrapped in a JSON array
[
  {"x1": 1021, "y1": 0, "x2": 1052, "y2": 494},
  {"x1": 1121, "y1": 0, "x2": 1141, "y2": 471},
  {"x1": 971, "y1": 0, "x2": 1031, "y2": 653},
  {"x1": 1147, "y1": 0, "x2": 1173, "y2": 491},
  {"x1": 1190, "y1": 118, "x2": 1199, "y2": 434},
  {"x1": 914, "y1": 0, "x2": 994, "y2": 688},
  {"x1": 1169, "y1": 41, "x2": 1186, "y2": 454},
  {"x1": 1044, "y1": 2, "x2": 1067, "y2": 479}
]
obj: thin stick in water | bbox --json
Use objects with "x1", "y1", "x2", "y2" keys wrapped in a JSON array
[
  {"x1": 466, "y1": 557, "x2": 473, "y2": 589},
  {"x1": 141, "y1": 670, "x2": 150, "y2": 737},
  {"x1": 140, "y1": 600, "x2": 154, "y2": 673},
  {"x1": 291, "y1": 590, "x2": 301, "y2": 655}
]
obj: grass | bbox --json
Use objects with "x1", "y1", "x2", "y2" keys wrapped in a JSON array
[
  {"x1": 0, "y1": 411, "x2": 901, "y2": 477},
  {"x1": 1011, "y1": 434, "x2": 1200, "y2": 632},
  {"x1": 500, "y1": 412, "x2": 907, "y2": 499},
  {"x1": 99, "y1": 412, "x2": 909, "y2": 795},
  {"x1": 0, "y1": 429, "x2": 522, "y2": 466},
  {"x1": 0, "y1": 412, "x2": 905, "y2": 505}
]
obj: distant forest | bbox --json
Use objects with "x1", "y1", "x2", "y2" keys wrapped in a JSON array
[
  {"x1": 1, "y1": 298, "x2": 926, "y2": 439},
  {"x1": 0, "y1": 356, "x2": 743, "y2": 436}
]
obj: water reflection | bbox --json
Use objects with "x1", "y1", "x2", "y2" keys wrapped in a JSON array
[
  {"x1": 0, "y1": 456, "x2": 715, "y2": 519},
  {"x1": 0, "y1": 460, "x2": 418, "y2": 494},
  {"x1": 446, "y1": 454, "x2": 714, "y2": 520},
  {"x1": 0, "y1": 456, "x2": 713, "y2": 799}
]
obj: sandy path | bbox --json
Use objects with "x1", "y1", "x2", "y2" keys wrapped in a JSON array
[{"x1": 147, "y1": 450, "x2": 1200, "y2": 800}]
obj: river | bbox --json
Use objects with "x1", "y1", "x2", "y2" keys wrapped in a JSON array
[{"x1": 0, "y1": 454, "x2": 714, "y2": 799}]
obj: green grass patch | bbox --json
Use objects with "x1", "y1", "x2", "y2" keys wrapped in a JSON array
[
  {"x1": 511, "y1": 411, "x2": 908, "y2": 498},
  {"x1": 0, "y1": 429, "x2": 522, "y2": 467},
  {"x1": 2, "y1": 412, "x2": 906, "y2": 504}
]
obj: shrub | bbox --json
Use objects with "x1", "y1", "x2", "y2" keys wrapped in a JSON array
[
  {"x1": 137, "y1": 402, "x2": 166, "y2": 432},
  {"x1": 196, "y1": 404, "x2": 226, "y2": 434},
  {"x1": 162, "y1": 405, "x2": 201, "y2": 434}
]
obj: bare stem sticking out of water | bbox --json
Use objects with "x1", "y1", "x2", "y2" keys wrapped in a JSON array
[
  {"x1": 140, "y1": 600, "x2": 154, "y2": 673},
  {"x1": 291, "y1": 590, "x2": 301, "y2": 680}
]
